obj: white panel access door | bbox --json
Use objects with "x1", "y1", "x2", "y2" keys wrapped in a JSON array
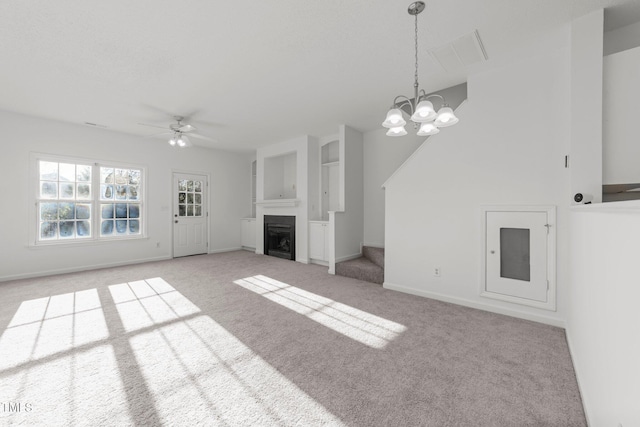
[
  {"x1": 173, "y1": 173, "x2": 208, "y2": 258},
  {"x1": 481, "y1": 206, "x2": 556, "y2": 310}
]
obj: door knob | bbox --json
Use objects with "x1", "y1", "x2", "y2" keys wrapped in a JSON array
[
  {"x1": 174, "y1": 220, "x2": 179, "y2": 223},
  {"x1": 490, "y1": 250, "x2": 495, "y2": 254}
]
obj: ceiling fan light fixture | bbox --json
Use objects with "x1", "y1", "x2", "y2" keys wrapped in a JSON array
[
  {"x1": 168, "y1": 137, "x2": 177, "y2": 146},
  {"x1": 177, "y1": 134, "x2": 190, "y2": 147}
]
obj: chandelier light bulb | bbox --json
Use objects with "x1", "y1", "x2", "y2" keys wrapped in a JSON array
[
  {"x1": 177, "y1": 138, "x2": 186, "y2": 147},
  {"x1": 434, "y1": 106, "x2": 459, "y2": 127},
  {"x1": 386, "y1": 126, "x2": 408, "y2": 137},
  {"x1": 168, "y1": 137, "x2": 177, "y2": 146},
  {"x1": 417, "y1": 122, "x2": 440, "y2": 136},
  {"x1": 411, "y1": 100, "x2": 436, "y2": 122},
  {"x1": 382, "y1": 109, "x2": 407, "y2": 128}
]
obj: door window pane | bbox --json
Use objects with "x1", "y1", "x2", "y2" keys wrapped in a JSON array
[{"x1": 500, "y1": 228, "x2": 530, "y2": 281}]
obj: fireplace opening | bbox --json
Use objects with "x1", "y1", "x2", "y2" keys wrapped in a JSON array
[{"x1": 264, "y1": 215, "x2": 296, "y2": 261}]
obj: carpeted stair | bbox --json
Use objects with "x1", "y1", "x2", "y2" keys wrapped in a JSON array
[{"x1": 335, "y1": 246, "x2": 384, "y2": 284}]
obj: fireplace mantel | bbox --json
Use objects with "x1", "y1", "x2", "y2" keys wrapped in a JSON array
[{"x1": 256, "y1": 199, "x2": 300, "y2": 208}]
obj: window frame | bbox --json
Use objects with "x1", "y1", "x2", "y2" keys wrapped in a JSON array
[{"x1": 30, "y1": 153, "x2": 147, "y2": 246}]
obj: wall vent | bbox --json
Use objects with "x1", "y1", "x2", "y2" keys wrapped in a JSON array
[{"x1": 429, "y1": 30, "x2": 488, "y2": 72}]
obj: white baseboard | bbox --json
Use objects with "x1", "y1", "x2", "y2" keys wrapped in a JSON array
[
  {"x1": 240, "y1": 246, "x2": 256, "y2": 252},
  {"x1": 564, "y1": 327, "x2": 592, "y2": 426},
  {"x1": 363, "y1": 243, "x2": 385, "y2": 249},
  {"x1": 336, "y1": 252, "x2": 362, "y2": 263},
  {"x1": 209, "y1": 247, "x2": 242, "y2": 254},
  {"x1": 383, "y1": 282, "x2": 566, "y2": 328},
  {"x1": 0, "y1": 255, "x2": 172, "y2": 283},
  {"x1": 309, "y1": 259, "x2": 329, "y2": 267}
]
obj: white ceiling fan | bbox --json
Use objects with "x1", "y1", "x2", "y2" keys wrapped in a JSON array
[{"x1": 138, "y1": 116, "x2": 216, "y2": 147}]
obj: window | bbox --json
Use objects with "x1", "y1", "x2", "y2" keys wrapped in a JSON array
[
  {"x1": 35, "y1": 156, "x2": 144, "y2": 244},
  {"x1": 99, "y1": 167, "x2": 141, "y2": 237}
]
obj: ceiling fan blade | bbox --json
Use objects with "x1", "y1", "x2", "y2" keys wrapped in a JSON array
[
  {"x1": 178, "y1": 124, "x2": 196, "y2": 132},
  {"x1": 138, "y1": 122, "x2": 168, "y2": 130},
  {"x1": 189, "y1": 133, "x2": 217, "y2": 142},
  {"x1": 142, "y1": 131, "x2": 173, "y2": 138}
]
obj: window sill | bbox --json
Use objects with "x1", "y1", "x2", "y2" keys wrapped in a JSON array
[{"x1": 29, "y1": 235, "x2": 150, "y2": 249}]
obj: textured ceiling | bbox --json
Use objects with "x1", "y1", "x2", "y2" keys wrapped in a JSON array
[{"x1": 1, "y1": 0, "x2": 639, "y2": 152}]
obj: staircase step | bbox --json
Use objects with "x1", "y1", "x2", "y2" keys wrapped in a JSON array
[
  {"x1": 335, "y1": 256, "x2": 384, "y2": 285},
  {"x1": 362, "y1": 246, "x2": 384, "y2": 269}
]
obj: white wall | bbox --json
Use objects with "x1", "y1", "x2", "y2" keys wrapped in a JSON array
[
  {"x1": 334, "y1": 125, "x2": 364, "y2": 262},
  {"x1": 263, "y1": 156, "x2": 285, "y2": 200},
  {"x1": 603, "y1": 45, "x2": 640, "y2": 184},
  {"x1": 363, "y1": 131, "x2": 422, "y2": 247},
  {"x1": 383, "y1": 36, "x2": 572, "y2": 325},
  {"x1": 567, "y1": 203, "x2": 640, "y2": 427},
  {"x1": 263, "y1": 152, "x2": 297, "y2": 199},
  {"x1": 363, "y1": 84, "x2": 467, "y2": 248},
  {"x1": 0, "y1": 110, "x2": 250, "y2": 281},
  {"x1": 604, "y1": 19, "x2": 640, "y2": 56}
]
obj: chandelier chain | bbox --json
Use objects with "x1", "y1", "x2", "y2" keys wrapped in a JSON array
[{"x1": 414, "y1": 13, "x2": 419, "y2": 87}]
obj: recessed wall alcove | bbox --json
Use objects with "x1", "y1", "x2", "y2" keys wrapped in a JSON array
[{"x1": 263, "y1": 152, "x2": 297, "y2": 200}]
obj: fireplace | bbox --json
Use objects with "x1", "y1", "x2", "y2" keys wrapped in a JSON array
[{"x1": 264, "y1": 215, "x2": 296, "y2": 260}]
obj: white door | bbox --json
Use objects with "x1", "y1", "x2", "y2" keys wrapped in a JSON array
[
  {"x1": 485, "y1": 210, "x2": 549, "y2": 302},
  {"x1": 173, "y1": 173, "x2": 208, "y2": 257}
]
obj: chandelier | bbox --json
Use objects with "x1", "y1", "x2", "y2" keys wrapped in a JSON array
[{"x1": 382, "y1": 1, "x2": 459, "y2": 137}]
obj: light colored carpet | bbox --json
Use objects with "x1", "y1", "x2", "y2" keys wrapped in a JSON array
[
  {"x1": 0, "y1": 251, "x2": 586, "y2": 426},
  {"x1": 335, "y1": 246, "x2": 385, "y2": 284}
]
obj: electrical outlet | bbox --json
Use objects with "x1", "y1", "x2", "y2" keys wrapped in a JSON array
[{"x1": 434, "y1": 267, "x2": 441, "y2": 277}]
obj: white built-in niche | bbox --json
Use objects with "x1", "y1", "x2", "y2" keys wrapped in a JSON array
[
  {"x1": 251, "y1": 160, "x2": 257, "y2": 217},
  {"x1": 321, "y1": 140, "x2": 340, "y2": 220},
  {"x1": 263, "y1": 152, "x2": 297, "y2": 200}
]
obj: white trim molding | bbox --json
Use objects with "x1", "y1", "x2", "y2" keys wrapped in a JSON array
[{"x1": 383, "y1": 281, "x2": 565, "y2": 328}]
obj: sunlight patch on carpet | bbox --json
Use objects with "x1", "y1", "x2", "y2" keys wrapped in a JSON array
[
  {"x1": 0, "y1": 289, "x2": 130, "y2": 426},
  {"x1": 108, "y1": 278, "x2": 200, "y2": 333},
  {"x1": 0, "y1": 289, "x2": 108, "y2": 370},
  {"x1": 233, "y1": 275, "x2": 406, "y2": 348},
  {"x1": 0, "y1": 344, "x2": 131, "y2": 426},
  {"x1": 127, "y1": 315, "x2": 343, "y2": 425}
]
